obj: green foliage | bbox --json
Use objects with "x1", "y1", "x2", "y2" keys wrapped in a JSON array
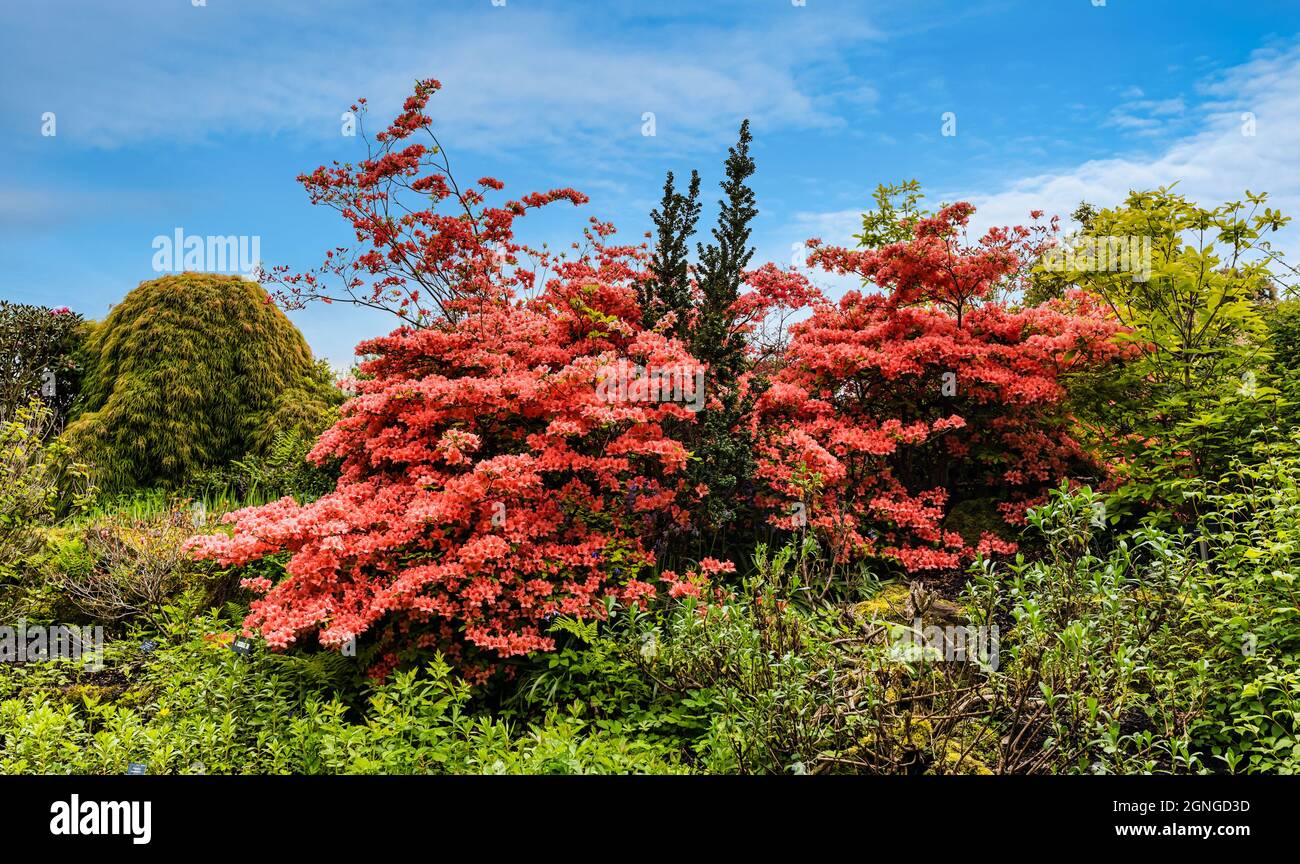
[
  {"x1": 0, "y1": 608, "x2": 684, "y2": 775},
  {"x1": 966, "y1": 486, "x2": 1207, "y2": 773},
  {"x1": 503, "y1": 605, "x2": 709, "y2": 750},
  {"x1": 503, "y1": 469, "x2": 1300, "y2": 775},
  {"x1": 969, "y1": 468, "x2": 1300, "y2": 774},
  {"x1": 0, "y1": 400, "x2": 94, "y2": 583},
  {"x1": 185, "y1": 427, "x2": 340, "y2": 504},
  {"x1": 1048, "y1": 187, "x2": 1291, "y2": 513},
  {"x1": 512, "y1": 540, "x2": 998, "y2": 775},
  {"x1": 639, "y1": 169, "x2": 702, "y2": 340},
  {"x1": 1265, "y1": 298, "x2": 1300, "y2": 427},
  {"x1": 1178, "y1": 452, "x2": 1300, "y2": 773},
  {"x1": 854, "y1": 179, "x2": 930, "y2": 250},
  {"x1": 692, "y1": 119, "x2": 756, "y2": 382},
  {"x1": 63, "y1": 273, "x2": 340, "y2": 492},
  {"x1": 0, "y1": 301, "x2": 89, "y2": 424},
  {"x1": 688, "y1": 120, "x2": 763, "y2": 538}
]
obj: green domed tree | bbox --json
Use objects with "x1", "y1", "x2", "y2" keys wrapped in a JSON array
[{"x1": 64, "y1": 273, "x2": 340, "y2": 491}]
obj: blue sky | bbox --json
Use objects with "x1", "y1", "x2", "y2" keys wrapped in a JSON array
[{"x1": 4, "y1": 0, "x2": 1299, "y2": 367}]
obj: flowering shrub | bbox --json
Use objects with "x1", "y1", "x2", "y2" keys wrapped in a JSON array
[
  {"x1": 189, "y1": 281, "x2": 705, "y2": 677},
  {"x1": 186, "y1": 82, "x2": 708, "y2": 676},
  {"x1": 755, "y1": 204, "x2": 1129, "y2": 570}
]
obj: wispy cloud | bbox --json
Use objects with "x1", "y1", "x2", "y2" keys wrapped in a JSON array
[
  {"x1": 0, "y1": 0, "x2": 883, "y2": 157},
  {"x1": 784, "y1": 39, "x2": 1300, "y2": 266},
  {"x1": 1105, "y1": 95, "x2": 1187, "y2": 134},
  {"x1": 969, "y1": 41, "x2": 1300, "y2": 236}
]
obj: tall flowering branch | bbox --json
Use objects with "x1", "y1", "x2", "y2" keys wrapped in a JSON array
[
  {"x1": 263, "y1": 79, "x2": 589, "y2": 326},
  {"x1": 808, "y1": 203, "x2": 1060, "y2": 326}
]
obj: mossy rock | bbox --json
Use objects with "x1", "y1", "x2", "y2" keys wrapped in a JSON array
[
  {"x1": 853, "y1": 582, "x2": 911, "y2": 621},
  {"x1": 63, "y1": 273, "x2": 340, "y2": 491}
]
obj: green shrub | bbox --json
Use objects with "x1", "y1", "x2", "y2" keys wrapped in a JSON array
[
  {"x1": 0, "y1": 608, "x2": 685, "y2": 775},
  {"x1": 966, "y1": 465, "x2": 1300, "y2": 774},
  {"x1": 963, "y1": 487, "x2": 1207, "y2": 774},
  {"x1": 1054, "y1": 188, "x2": 1290, "y2": 515},
  {"x1": 1265, "y1": 298, "x2": 1300, "y2": 428},
  {"x1": 0, "y1": 301, "x2": 89, "y2": 425},
  {"x1": 63, "y1": 273, "x2": 340, "y2": 491},
  {"x1": 0, "y1": 400, "x2": 93, "y2": 584},
  {"x1": 1179, "y1": 451, "x2": 1300, "y2": 773},
  {"x1": 44, "y1": 507, "x2": 216, "y2": 630}
]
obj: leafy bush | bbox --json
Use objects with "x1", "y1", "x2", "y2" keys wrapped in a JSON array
[
  {"x1": 0, "y1": 400, "x2": 93, "y2": 583},
  {"x1": 45, "y1": 507, "x2": 215, "y2": 629},
  {"x1": 963, "y1": 487, "x2": 1206, "y2": 773},
  {"x1": 63, "y1": 273, "x2": 340, "y2": 491},
  {"x1": 1265, "y1": 297, "x2": 1300, "y2": 429},
  {"x1": 1178, "y1": 451, "x2": 1300, "y2": 773},
  {"x1": 1050, "y1": 188, "x2": 1290, "y2": 514},
  {"x1": 966, "y1": 464, "x2": 1300, "y2": 774},
  {"x1": 0, "y1": 301, "x2": 88, "y2": 424},
  {"x1": 0, "y1": 610, "x2": 684, "y2": 775}
]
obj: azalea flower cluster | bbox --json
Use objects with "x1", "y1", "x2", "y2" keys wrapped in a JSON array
[
  {"x1": 755, "y1": 208, "x2": 1130, "y2": 570},
  {"x1": 189, "y1": 273, "x2": 705, "y2": 678}
]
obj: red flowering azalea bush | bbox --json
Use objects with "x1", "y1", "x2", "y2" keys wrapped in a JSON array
[
  {"x1": 756, "y1": 204, "x2": 1129, "y2": 571},
  {"x1": 187, "y1": 79, "x2": 712, "y2": 679},
  {"x1": 189, "y1": 279, "x2": 703, "y2": 679}
]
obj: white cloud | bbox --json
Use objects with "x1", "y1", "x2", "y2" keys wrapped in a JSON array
[
  {"x1": 970, "y1": 43, "x2": 1300, "y2": 239},
  {"x1": 0, "y1": 0, "x2": 882, "y2": 156},
  {"x1": 788, "y1": 40, "x2": 1300, "y2": 265}
]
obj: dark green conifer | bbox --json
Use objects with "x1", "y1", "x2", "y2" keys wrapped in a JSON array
[
  {"x1": 634, "y1": 122, "x2": 765, "y2": 543},
  {"x1": 640, "y1": 169, "x2": 701, "y2": 340},
  {"x1": 692, "y1": 119, "x2": 756, "y2": 381}
]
